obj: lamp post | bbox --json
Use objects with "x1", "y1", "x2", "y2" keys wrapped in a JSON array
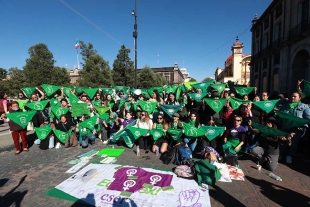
[{"x1": 132, "y1": 0, "x2": 138, "y2": 88}]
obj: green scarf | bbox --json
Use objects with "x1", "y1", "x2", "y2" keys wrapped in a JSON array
[
  {"x1": 289, "y1": 101, "x2": 300, "y2": 109},
  {"x1": 173, "y1": 122, "x2": 178, "y2": 129},
  {"x1": 156, "y1": 123, "x2": 163, "y2": 129},
  {"x1": 189, "y1": 120, "x2": 196, "y2": 126}
]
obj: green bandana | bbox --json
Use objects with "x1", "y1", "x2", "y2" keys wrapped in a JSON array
[{"x1": 289, "y1": 101, "x2": 300, "y2": 109}]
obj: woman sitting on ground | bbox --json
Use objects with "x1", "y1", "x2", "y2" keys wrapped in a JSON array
[
  {"x1": 55, "y1": 114, "x2": 75, "y2": 148},
  {"x1": 76, "y1": 114, "x2": 97, "y2": 148},
  {"x1": 135, "y1": 111, "x2": 153, "y2": 155},
  {"x1": 34, "y1": 116, "x2": 56, "y2": 149},
  {"x1": 151, "y1": 113, "x2": 169, "y2": 154},
  {"x1": 251, "y1": 116, "x2": 294, "y2": 171}
]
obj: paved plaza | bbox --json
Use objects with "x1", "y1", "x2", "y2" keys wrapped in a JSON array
[{"x1": 0, "y1": 123, "x2": 310, "y2": 207}]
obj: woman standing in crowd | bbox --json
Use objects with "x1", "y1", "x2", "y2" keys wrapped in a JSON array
[
  {"x1": 8, "y1": 101, "x2": 28, "y2": 154},
  {"x1": 0, "y1": 92, "x2": 8, "y2": 115},
  {"x1": 184, "y1": 111, "x2": 201, "y2": 152},
  {"x1": 279, "y1": 91, "x2": 310, "y2": 164}
]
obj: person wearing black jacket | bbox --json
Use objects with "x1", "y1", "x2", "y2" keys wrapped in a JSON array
[{"x1": 251, "y1": 116, "x2": 293, "y2": 171}]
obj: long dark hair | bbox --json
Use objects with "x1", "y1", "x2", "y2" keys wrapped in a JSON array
[{"x1": 189, "y1": 111, "x2": 200, "y2": 128}]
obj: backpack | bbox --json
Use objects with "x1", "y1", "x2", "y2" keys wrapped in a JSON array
[
  {"x1": 194, "y1": 159, "x2": 222, "y2": 186},
  {"x1": 174, "y1": 165, "x2": 195, "y2": 179},
  {"x1": 160, "y1": 141, "x2": 180, "y2": 165},
  {"x1": 174, "y1": 145, "x2": 192, "y2": 165}
]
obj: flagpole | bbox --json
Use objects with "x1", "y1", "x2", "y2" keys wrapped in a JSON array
[{"x1": 76, "y1": 38, "x2": 80, "y2": 69}]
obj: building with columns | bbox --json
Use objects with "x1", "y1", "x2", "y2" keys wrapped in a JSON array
[
  {"x1": 215, "y1": 37, "x2": 251, "y2": 85},
  {"x1": 250, "y1": 0, "x2": 310, "y2": 93}
]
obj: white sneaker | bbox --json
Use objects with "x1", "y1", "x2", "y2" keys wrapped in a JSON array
[
  {"x1": 102, "y1": 140, "x2": 108, "y2": 145},
  {"x1": 55, "y1": 142, "x2": 61, "y2": 149},
  {"x1": 286, "y1": 156, "x2": 292, "y2": 164}
]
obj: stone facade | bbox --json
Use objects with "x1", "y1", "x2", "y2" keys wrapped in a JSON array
[
  {"x1": 137, "y1": 63, "x2": 185, "y2": 85},
  {"x1": 250, "y1": 0, "x2": 310, "y2": 94},
  {"x1": 215, "y1": 38, "x2": 251, "y2": 85}
]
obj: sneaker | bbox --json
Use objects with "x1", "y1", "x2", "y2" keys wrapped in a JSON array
[
  {"x1": 286, "y1": 156, "x2": 292, "y2": 164},
  {"x1": 55, "y1": 142, "x2": 61, "y2": 149},
  {"x1": 102, "y1": 140, "x2": 108, "y2": 145}
]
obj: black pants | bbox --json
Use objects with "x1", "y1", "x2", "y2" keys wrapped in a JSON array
[{"x1": 138, "y1": 135, "x2": 151, "y2": 150}]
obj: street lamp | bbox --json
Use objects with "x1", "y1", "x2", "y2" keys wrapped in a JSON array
[{"x1": 132, "y1": 0, "x2": 138, "y2": 88}]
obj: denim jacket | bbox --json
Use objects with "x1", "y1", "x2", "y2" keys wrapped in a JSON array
[{"x1": 280, "y1": 102, "x2": 310, "y2": 127}]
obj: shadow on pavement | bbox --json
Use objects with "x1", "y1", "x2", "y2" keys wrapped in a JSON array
[
  {"x1": 209, "y1": 185, "x2": 246, "y2": 207},
  {"x1": 246, "y1": 176, "x2": 310, "y2": 207},
  {"x1": 70, "y1": 193, "x2": 138, "y2": 207},
  {"x1": 26, "y1": 132, "x2": 37, "y2": 149},
  {"x1": 0, "y1": 178, "x2": 9, "y2": 188},
  {"x1": 0, "y1": 175, "x2": 28, "y2": 207}
]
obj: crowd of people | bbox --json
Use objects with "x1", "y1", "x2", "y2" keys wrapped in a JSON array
[{"x1": 0, "y1": 80, "x2": 309, "y2": 173}]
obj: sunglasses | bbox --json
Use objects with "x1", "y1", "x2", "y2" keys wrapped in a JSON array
[
  {"x1": 158, "y1": 117, "x2": 163, "y2": 120},
  {"x1": 128, "y1": 96, "x2": 132, "y2": 98},
  {"x1": 141, "y1": 114, "x2": 146, "y2": 116},
  {"x1": 234, "y1": 119, "x2": 241, "y2": 122}
]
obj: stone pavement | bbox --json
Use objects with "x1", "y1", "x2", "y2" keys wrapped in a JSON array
[{"x1": 0, "y1": 131, "x2": 310, "y2": 207}]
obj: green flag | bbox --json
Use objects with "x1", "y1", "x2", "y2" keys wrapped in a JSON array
[
  {"x1": 35, "y1": 127, "x2": 52, "y2": 140},
  {"x1": 188, "y1": 93, "x2": 207, "y2": 102},
  {"x1": 41, "y1": 84, "x2": 61, "y2": 97},
  {"x1": 127, "y1": 126, "x2": 149, "y2": 139},
  {"x1": 191, "y1": 80, "x2": 214, "y2": 92},
  {"x1": 94, "y1": 106, "x2": 110, "y2": 115},
  {"x1": 211, "y1": 84, "x2": 227, "y2": 94},
  {"x1": 16, "y1": 100, "x2": 28, "y2": 111},
  {"x1": 204, "y1": 98, "x2": 227, "y2": 113},
  {"x1": 175, "y1": 86, "x2": 181, "y2": 101},
  {"x1": 92, "y1": 100, "x2": 101, "y2": 106},
  {"x1": 252, "y1": 122, "x2": 288, "y2": 137},
  {"x1": 229, "y1": 97, "x2": 250, "y2": 110},
  {"x1": 180, "y1": 84, "x2": 187, "y2": 92},
  {"x1": 183, "y1": 123, "x2": 206, "y2": 137},
  {"x1": 150, "y1": 128, "x2": 164, "y2": 141},
  {"x1": 302, "y1": 80, "x2": 310, "y2": 97},
  {"x1": 99, "y1": 113, "x2": 110, "y2": 120},
  {"x1": 6, "y1": 111, "x2": 36, "y2": 129},
  {"x1": 200, "y1": 126, "x2": 225, "y2": 141},
  {"x1": 234, "y1": 87, "x2": 255, "y2": 96},
  {"x1": 112, "y1": 129, "x2": 135, "y2": 148},
  {"x1": 79, "y1": 116, "x2": 98, "y2": 130},
  {"x1": 25, "y1": 100, "x2": 49, "y2": 111},
  {"x1": 51, "y1": 106, "x2": 69, "y2": 120},
  {"x1": 68, "y1": 92, "x2": 80, "y2": 105},
  {"x1": 166, "y1": 128, "x2": 183, "y2": 140},
  {"x1": 53, "y1": 129, "x2": 72, "y2": 143},
  {"x1": 75, "y1": 87, "x2": 84, "y2": 94},
  {"x1": 138, "y1": 101, "x2": 158, "y2": 114},
  {"x1": 252, "y1": 100, "x2": 279, "y2": 113},
  {"x1": 50, "y1": 98, "x2": 61, "y2": 108},
  {"x1": 71, "y1": 103, "x2": 90, "y2": 117},
  {"x1": 63, "y1": 87, "x2": 72, "y2": 97},
  {"x1": 83, "y1": 88, "x2": 98, "y2": 99},
  {"x1": 102, "y1": 88, "x2": 113, "y2": 94},
  {"x1": 275, "y1": 110, "x2": 310, "y2": 130},
  {"x1": 21, "y1": 87, "x2": 36, "y2": 98},
  {"x1": 113, "y1": 120, "x2": 137, "y2": 141},
  {"x1": 118, "y1": 98, "x2": 127, "y2": 110},
  {"x1": 160, "y1": 104, "x2": 182, "y2": 117}
]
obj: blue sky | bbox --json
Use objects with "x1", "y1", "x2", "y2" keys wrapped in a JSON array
[{"x1": 0, "y1": 0, "x2": 272, "y2": 82}]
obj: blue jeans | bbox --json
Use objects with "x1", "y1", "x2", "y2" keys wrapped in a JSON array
[
  {"x1": 81, "y1": 134, "x2": 96, "y2": 148},
  {"x1": 183, "y1": 138, "x2": 197, "y2": 152}
]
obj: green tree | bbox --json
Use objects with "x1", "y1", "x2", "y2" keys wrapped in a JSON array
[
  {"x1": 112, "y1": 45, "x2": 134, "y2": 87},
  {"x1": 189, "y1": 78, "x2": 197, "y2": 82},
  {"x1": 0, "y1": 68, "x2": 7, "y2": 80},
  {"x1": 77, "y1": 41, "x2": 113, "y2": 87},
  {"x1": 23, "y1": 43, "x2": 56, "y2": 86},
  {"x1": 202, "y1": 77, "x2": 214, "y2": 82},
  {"x1": 3, "y1": 67, "x2": 28, "y2": 96},
  {"x1": 154, "y1": 73, "x2": 168, "y2": 86},
  {"x1": 50, "y1": 66, "x2": 71, "y2": 86},
  {"x1": 137, "y1": 66, "x2": 157, "y2": 88}
]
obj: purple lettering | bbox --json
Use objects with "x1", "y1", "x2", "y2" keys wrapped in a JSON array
[{"x1": 100, "y1": 194, "x2": 108, "y2": 201}]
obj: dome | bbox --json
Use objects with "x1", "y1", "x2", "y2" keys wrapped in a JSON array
[
  {"x1": 226, "y1": 54, "x2": 233, "y2": 64},
  {"x1": 234, "y1": 41, "x2": 243, "y2": 46}
]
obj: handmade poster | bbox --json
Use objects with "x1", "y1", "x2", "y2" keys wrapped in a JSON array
[
  {"x1": 227, "y1": 165, "x2": 245, "y2": 181},
  {"x1": 49, "y1": 164, "x2": 211, "y2": 207},
  {"x1": 213, "y1": 162, "x2": 232, "y2": 182}
]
